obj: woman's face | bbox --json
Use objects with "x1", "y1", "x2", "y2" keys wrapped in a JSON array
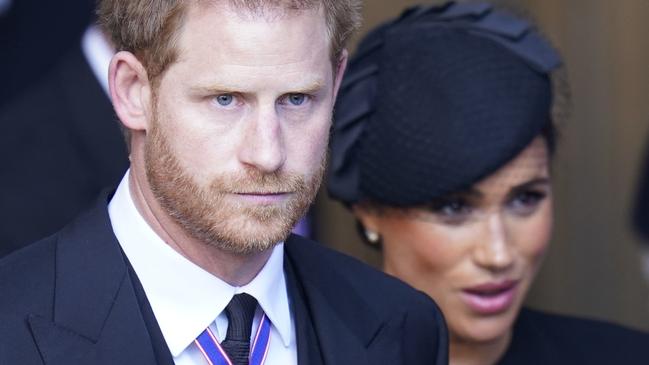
[{"x1": 355, "y1": 137, "x2": 552, "y2": 346}]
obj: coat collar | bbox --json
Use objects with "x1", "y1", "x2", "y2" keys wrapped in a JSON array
[
  {"x1": 284, "y1": 234, "x2": 402, "y2": 365},
  {"x1": 27, "y1": 195, "x2": 159, "y2": 364}
]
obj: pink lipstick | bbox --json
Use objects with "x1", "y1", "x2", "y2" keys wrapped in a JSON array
[{"x1": 460, "y1": 280, "x2": 518, "y2": 315}]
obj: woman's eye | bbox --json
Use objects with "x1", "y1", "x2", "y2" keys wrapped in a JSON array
[
  {"x1": 427, "y1": 198, "x2": 473, "y2": 224},
  {"x1": 508, "y1": 190, "x2": 546, "y2": 215},
  {"x1": 215, "y1": 94, "x2": 234, "y2": 106}
]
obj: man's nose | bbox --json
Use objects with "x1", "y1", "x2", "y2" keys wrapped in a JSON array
[{"x1": 237, "y1": 105, "x2": 286, "y2": 173}]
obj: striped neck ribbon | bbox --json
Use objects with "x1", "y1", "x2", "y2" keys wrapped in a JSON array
[{"x1": 195, "y1": 313, "x2": 272, "y2": 365}]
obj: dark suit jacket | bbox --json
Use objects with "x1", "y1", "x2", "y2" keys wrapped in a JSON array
[
  {"x1": 0, "y1": 46, "x2": 128, "y2": 256},
  {"x1": 0, "y1": 196, "x2": 449, "y2": 364},
  {"x1": 498, "y1": 308, "x2": 649, "y2": 364}
]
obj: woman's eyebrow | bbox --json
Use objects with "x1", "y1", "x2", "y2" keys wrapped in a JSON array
[{"x1": 512, "y1": 177, "x2": 551, "y2": 191}]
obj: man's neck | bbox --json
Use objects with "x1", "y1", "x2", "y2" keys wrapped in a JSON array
[{"x1": 128, "y1": 166, "x2": 272, "y2": 286}]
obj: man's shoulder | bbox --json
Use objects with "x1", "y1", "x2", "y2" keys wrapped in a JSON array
[
  {"x1": 0, "y1": 234, "x2": 58, "y2": 314},
  {"x1": 285, "y1": 235, "x2": 449, "y2": 365},
  {"x1": 0, "y1": 196, "x2": 114, "y2": 311},
  {"x1": 284, "y1": 234, "x2": 440, "y2": 313}
]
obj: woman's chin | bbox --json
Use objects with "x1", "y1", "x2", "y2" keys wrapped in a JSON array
[{"x1": 452, "y1": 308, "x2": 518, "y2": 345}]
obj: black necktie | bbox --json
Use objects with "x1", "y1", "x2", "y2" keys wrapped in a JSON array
[{"x1": 221, "y1": 293, "x2": 258, "y2": 365}]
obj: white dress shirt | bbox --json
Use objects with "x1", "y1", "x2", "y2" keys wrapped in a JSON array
[{"x1": 108, "y1": 171, "x2": 297, "y2": 365}]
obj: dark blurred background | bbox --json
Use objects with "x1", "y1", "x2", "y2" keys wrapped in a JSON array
[{"x1": 0, "y1": 0, "x2": 94, "y2": 107}]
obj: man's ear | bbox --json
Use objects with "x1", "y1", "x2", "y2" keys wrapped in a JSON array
[
  {"x1": 332, "y1": 49, "x2": 349, "y2": 102},
  {"x1": 108, "y1": 51, "x2": 152, "y2": 133}
]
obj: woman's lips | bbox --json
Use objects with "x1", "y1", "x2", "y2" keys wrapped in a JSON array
[{"x1": 460, "y1": 280, "x2": 519, "y2": 315}]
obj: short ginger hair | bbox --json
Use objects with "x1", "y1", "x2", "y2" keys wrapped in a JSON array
[{"x1": 98, "y1": 0, "x2": 362, "y2": 83}]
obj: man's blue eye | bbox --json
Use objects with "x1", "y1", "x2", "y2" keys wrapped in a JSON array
[
  {"x1": 288, "y1": 93, "x2": 306, "y2": 106},
  {"x1": 216, "y1": 94, "x2": 233, "y2": 106}
]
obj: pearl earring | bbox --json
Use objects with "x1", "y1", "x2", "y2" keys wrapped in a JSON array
[{"x1": 365, "y1": 229, "x2": 380, "y2": 244}]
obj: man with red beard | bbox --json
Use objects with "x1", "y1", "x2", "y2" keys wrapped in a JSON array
[{"x1": 0, "y1": 1, "x2": 448, "y2": 364}]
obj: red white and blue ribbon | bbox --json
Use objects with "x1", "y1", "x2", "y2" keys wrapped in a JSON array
[{"x1": 195, "y1": 313, "x2": 272, "y2": 365}]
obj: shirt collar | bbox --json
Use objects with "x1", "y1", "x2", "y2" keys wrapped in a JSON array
[
  {"x1": 108, "y1": 171, "x2": 292, "y2": 356},
  {"x1": 236, "y1": 241, "x2": 291, "y2": 348}
]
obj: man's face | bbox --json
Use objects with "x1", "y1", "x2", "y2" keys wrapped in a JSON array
[{"x1": 144, "y1": 3, "x2": 338, "y2": 254}]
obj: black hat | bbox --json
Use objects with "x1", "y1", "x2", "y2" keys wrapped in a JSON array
[{"x1": 328, "y1": 1, "x2": 562, "y2": 206}]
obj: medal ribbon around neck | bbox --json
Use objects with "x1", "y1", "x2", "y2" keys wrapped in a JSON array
[{"x1": 195, "y1": 313, "x2": 272, "y2": 365}]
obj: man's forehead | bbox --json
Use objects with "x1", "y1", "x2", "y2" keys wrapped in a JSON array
[
  {"x1": 186, "y1": 0, "x2": 328, "y2": 41},
  {"x1": 195, "y1": 0, "x2": 322, "y2": 19},
  {"x1": 179, "y1": 1, "x2": 329, "y2": 60},
  {"x1": 167, "y1": 0, "x2": 333, "y2": 89}
]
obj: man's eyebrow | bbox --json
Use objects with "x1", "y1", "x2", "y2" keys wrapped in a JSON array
[
  {"x1": 188, "y1": 79, "x2": 326, "y2": 95},
  {"x1": 293, "y1": 79, "x2": 325, "y2": 94},
  {"x1": 189, "y1": 85, "x2": 241, "y2": 94}
]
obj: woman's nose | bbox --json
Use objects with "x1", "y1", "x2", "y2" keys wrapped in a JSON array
[{"x1": 472, "y1": 212, "x2": 515, "y2": 272}]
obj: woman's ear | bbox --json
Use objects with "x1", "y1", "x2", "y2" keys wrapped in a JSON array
[
  {"x1": 108, "y1": 51, "x2": 153, "y2": 133},
  {"x1": 352, "y1": 204, "x2": 379, "y2": 232},
  {"x1": 352, "y1": 205, "x2": 382, "y2": 245}
]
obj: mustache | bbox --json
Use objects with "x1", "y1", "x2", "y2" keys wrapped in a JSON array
[{"x1": 208, "y1": 169, "x2": 308, "y2": 194}]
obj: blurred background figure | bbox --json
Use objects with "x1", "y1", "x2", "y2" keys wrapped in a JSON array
[
  {"x1": 0, "y1": 0, "x2": 11, "y2": 17},
  {"x1": 0, "y1": 1, "x2": 129, "y2": 256},
  {"x1": 0, "y1": 0, "x2": 95, "y2": 106},
  {"x1": 327, "y1": 3, "x2": 649, "y2": 364}
]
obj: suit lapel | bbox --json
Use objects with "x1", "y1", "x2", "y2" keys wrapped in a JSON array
[
  {"x1": 284, "y1": 253, "x2": 324, "y2": 365},
  {"x1": 125, "y1": 254, "x2": 176, "y2": 365},
  {"x1": 28, "y1": 197, "x2": 158, "y2": 365},
  {"x1": 284, "y1": 234, "x2": 403, "y2": 365}
]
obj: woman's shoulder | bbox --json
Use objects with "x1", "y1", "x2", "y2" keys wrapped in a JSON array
[
  {"x1": 500, "y1": 307, "x2": 649, "y2": 364},
  {"x1": 515, "y1": 307, "x2": 648, "y2": 340}
]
